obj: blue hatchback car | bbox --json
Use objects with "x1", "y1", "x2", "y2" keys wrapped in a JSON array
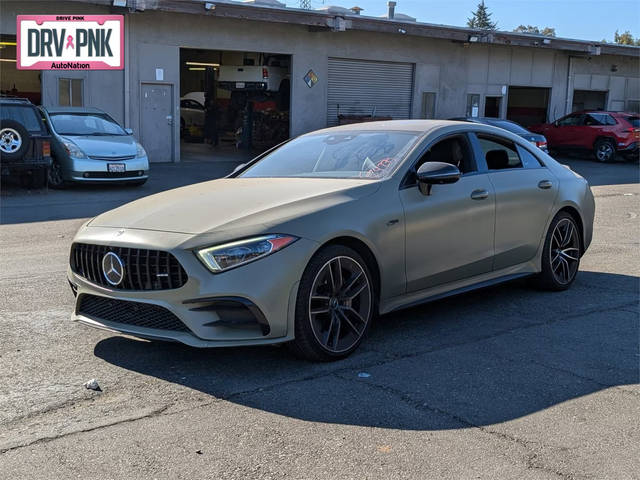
[{"x1": 39, "y1": 107, "x2": 150, "y2": 188}]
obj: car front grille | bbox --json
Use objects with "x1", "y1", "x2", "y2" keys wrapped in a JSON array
[
  {"x1": 89, "y1": 155, "x2": 136, "y2": 161},
  {"x1": 78, "y1": 294, "x2": 190, "y2": 332},
  {"x1": 70, "y1": 243, "x2": 188, "y2": 290}
]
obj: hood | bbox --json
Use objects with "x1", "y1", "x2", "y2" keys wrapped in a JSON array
[
  {"x1": 518, "y1": 132, "x2": 546, "y2": 143},
  {"x1": 63, "y1": 135, "x2": 137, "y2": 157},
  {"x1": 89, "y1": 177, "x2": 379, "y2": 235}
]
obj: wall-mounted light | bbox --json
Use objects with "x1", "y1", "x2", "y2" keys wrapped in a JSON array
[
  {"x1": 398, "y1": 28, "x2": 407, "y2": 34},
  {"x1": 112, "y1": 0, "x2": 127, "y2": 7},
  {"x1": 204, "y1": 2, "x2": 215, "y2": 10},
  {"x1": 542, "y1": 38, "x2": 551, "y2": 45},
  {"x1": 611, "y1": 64, "x2": 618, "y2": 72},
  {"x1": 468, "y1": 35, "x2": 479, "y2": 43},
  {"x1": 185, "y1": 61, "x2": 220, "y2": 67}
]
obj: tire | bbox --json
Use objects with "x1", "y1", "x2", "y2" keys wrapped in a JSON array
[
  {"x1": 288, "y1": 245, "x2": 376, "y2": 362},
  {"x1": 532, "y1": 212, "x2": 581, "y2": 291},
  {"x1": 48, "y1": 160, "x2": 68, "y2": 189},
  {"x1": 0, "y1": 119, "x2": 30, "y2": 161},
  {"x1": 593, "y1": 138, "x2": 616, "y2": 163}
]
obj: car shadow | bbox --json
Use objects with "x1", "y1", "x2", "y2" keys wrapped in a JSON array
[
  {"x1": 94, "y1": 270, "x2": 638, "y2": 431},
  {"x1": 559, "y1": 156, "x2": 639, "y2": 187}
]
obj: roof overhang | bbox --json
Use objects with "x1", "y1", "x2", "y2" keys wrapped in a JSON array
[{"x1": 69, "y1": 0, "x2": 640, "y2": 58}]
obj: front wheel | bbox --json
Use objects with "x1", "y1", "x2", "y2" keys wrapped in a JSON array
[
  {"x1": 48, "y1": 160, "x2": 67, "y2": 189},
  {"x1": 532, "y1": 212, "x2": 581, "y2": 291},
  {"x1": 289, "y1": 245, "x2": 375, "y2": 361},
  {"x1": 593, "y1": 139, "x2": 616, "y2": 163}
]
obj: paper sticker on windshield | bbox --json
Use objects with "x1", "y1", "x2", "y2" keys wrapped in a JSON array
[{"x1": 17, "y1": 15, "x2": 124, "y2": 70}]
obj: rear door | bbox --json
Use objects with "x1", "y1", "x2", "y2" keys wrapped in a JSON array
[{"x1": 471, "y1": 133, "x2": 558, "y2": 271}]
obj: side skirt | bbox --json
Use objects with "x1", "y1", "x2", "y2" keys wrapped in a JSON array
[{"x1": 381, "y1": 266, "x2": 536, "y2": 315}]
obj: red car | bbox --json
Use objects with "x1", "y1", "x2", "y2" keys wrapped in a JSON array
[{"x1": 530, "y1": 111, "x2": 639, "y2": 162}]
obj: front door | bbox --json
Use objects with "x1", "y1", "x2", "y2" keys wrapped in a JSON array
[
  {"x1": 141, "y1": 83, "x2": 174, "y2": 163},
  {"x1": 400, "y1": 135, "x2": 495, "y2": 293},
  {"x1": 473, "y1": 133, "x2": 558, "y2": 270}
]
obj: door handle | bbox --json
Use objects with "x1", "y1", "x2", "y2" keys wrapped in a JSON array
[
  {"x1": 538, "y1": 180, "x2": 553, "y2": 189},
  {"x1": 470, "y1": 189, "x2": 489, "y2": 200}
]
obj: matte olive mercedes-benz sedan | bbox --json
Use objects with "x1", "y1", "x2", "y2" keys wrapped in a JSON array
[{"x1": 68, "y1": 120, "x2": 595, "y2": 361}]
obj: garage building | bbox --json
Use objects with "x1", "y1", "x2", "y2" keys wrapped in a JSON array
[{"x1": 1, "y1": 0, "x2": 639, "y2": 164}]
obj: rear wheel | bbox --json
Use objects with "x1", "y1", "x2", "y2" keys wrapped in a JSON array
[
  {"x1": 532, "y1": 212, "x2": 581, "y2": 291},
  {"x1": 593, "y1": 138, "x2": 616, "y2": 163},
  {"x1": 289, "y1": 245, "x2": 375, "y2": 361}
]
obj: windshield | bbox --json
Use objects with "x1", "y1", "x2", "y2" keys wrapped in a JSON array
[
  {"x1": 484, "y1": 119, "x2": 529, "y2": 134},
  {"x1": 49, "y1": 112, "x2": 126, "y2": 136},
  {"x1": 240, "y1": 131, "x2": 420, "y2": 179}
]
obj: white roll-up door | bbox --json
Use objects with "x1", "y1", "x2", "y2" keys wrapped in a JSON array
[{"x1": 327, "y1": 58, "x2": 414, "y2": 126}]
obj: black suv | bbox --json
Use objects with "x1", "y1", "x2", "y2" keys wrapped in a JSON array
[{"x1": 1, "y1": 97, "x2": 52, "y2": 188}]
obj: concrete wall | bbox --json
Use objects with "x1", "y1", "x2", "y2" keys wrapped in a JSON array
[{"x1": 2, "y1": 2, "x2": 639, "y2": 163}]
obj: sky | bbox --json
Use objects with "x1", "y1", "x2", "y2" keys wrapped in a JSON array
[{"x1": 284, "y1": 0, "x2": 640, "y2": 43}]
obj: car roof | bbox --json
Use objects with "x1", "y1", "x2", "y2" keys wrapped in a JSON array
[
  {"x1": 0, "y1": 97, "x2": 34, "y2": 105},
  {"x1": 571, "y1": 110, "x2": 637, "y2": 116},
  {"x1": 307, "y1": 119, "x2": 469, "y2": 135},
  {"x1": 42, "y1": 106, "x2": 106, "y2": 114}
]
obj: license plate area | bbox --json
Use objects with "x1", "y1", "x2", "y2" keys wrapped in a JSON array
[
  {"x1": 108, "y1": 163, "x2": 125, "y2": 173},
  {"x1": 235, "y1": 82, "x2": 245, "y2": 89}
]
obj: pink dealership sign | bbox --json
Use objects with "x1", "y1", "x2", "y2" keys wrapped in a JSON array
[{"x1": 17, "y1": 15, "x2": 124, "y2": 70}]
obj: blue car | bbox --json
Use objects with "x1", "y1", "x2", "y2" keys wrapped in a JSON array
[{"x1": 39, "y1": 107, "x2": 149, "y2": 188}]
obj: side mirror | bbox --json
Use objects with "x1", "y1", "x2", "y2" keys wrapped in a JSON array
[
  {"x1": 553, "y1": 121, "x2": 559, "y2": 127},
  {"x1": 230, "y1": 162, "x2": 247, "y2": 175},
  {"x1": 416, "y1": 161, "x2": 461, "y2": 196},
  {"x1": 125, "y1": 128, "x2": 134, "y2": 135}
]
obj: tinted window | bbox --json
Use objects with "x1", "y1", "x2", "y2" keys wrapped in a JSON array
[
  {"x1": 240, "y1": 131, "x2": 420, "y2": 179},
  {"x1": 605, "y1": 115, "x2": 617, "y2": 126},
  {"x1": 49, "y1": 113, "x2": 126, "y2": 136},
  {"x1": 0, "y1": 106, "x2": 43, "y2": 132},
  {"x1": 477, "y1": 135, "x2": 522, "y2": 170},
  {"x1": 516, "y1": 145, "x2": 544, "y2": 168},
  {"x1": 416, "y1": 136, "x2": 475, "y2": 174},
  {"x1": 558, "y1": 114, "x2": 584, "y2": 126}
]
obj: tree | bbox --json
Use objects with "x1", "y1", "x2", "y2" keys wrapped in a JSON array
[
  {"x1": 467, "y1": 1, "x2": 497, "y2": 30},
  {"x1": 614, "y1": 30, "x2": 640, "y2": 46},
  {"x1": 513, "y1": 25, "x2": 556, "y2": 37}
]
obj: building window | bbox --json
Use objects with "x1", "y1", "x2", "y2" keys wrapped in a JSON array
[
  {"x1": 59, "y1": 78, "x2": 83, "y2": 107},
  {"x1": 466, "y1": 94, "x2": 480, "y2": 117},
  {"x1": 421, "y1": 92, "x2": 436, "y2": 119}
]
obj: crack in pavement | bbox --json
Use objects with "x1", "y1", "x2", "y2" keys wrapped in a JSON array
[{"x1": 1, "y1": 300, "x2": 635, "y2": 457}]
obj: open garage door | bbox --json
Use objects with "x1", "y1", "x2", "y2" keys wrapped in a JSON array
[
  {"x1": 327, "y1": 58, "x2": 414, "y2": 126},
  {"x1": 507, "y1": 87, "x2": 550, "y2": 127},
  {"x1": 0, "y1": 35, "x2": 41, "y2": 104},
  {"x1": 572, "y1": 90, "x2": 607, "y2": 112}
]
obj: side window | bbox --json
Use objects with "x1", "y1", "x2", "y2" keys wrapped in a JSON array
[
  {"x1": 605, "y1": 115, "x2": 617, "y2": 126},
  {"x1": 58, "y1": 78, "x2": 83, "y2": 107},
  {"x1": 585, "y1": 114, "x2": 605, "y2": 126},
  {"x1": 516, "y1": 145, "x2": 545, "y2": 168},
  {"x1": 477, "y1": 135, "x2": 522, "y2": 170},
  {"x1": 415, "y1": 136, "x2": 476, "y2": 174},
  {"x1": 557, "y1": 114, "x2": 584, "y2": 126}
]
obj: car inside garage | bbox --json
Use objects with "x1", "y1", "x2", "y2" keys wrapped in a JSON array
[
  {"x1": 506, "y1": 86, "x2": 550, "y2": 127},
  {"x1": 179, "y1": 48, "x2": 290, "y2": 163}
]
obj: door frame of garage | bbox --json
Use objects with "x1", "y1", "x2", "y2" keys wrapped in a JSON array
[{"x1": 140, "y1": 81, "x2": 176, "y2": 163}]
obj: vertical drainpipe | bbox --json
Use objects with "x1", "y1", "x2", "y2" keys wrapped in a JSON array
[
  {"x1": 387, "y1": 1, "x2": 396, "y2": 19},
  {"x1": 565, "y1": 55, "x2": 574, "y2": 116}
]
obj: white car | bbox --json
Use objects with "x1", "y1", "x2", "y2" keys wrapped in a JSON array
[{"x1": 180, "y1": 95, "x2": 205, "y2": 133}]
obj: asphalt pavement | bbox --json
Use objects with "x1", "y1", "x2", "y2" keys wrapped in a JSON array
[{"x1": 0, "y1": 156, "x2": 638, "y2": 479}]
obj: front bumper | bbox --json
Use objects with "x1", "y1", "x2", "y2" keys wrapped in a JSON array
[
  {"x1": 68, "y1": 226, "x2": 317, "y2": 347},
  {"x1": 67, "y1": 156, "x2": 149, "y2": 182}
]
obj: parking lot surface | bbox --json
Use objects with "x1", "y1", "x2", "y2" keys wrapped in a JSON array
[{"x1": 1, "y1": 157, "x2": 638, "y2": 479}]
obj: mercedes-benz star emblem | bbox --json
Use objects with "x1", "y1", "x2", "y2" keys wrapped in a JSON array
[{"x1": 102, "y1": 252, "x2": 125, "y2": 286}]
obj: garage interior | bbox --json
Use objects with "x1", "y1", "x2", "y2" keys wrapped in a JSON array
[
  {"x1": 506, "y1": 86, "x2": 550, "y2": 127},
  {"x1": 179, "y1": 48, "x2": 290, "y2": 163},
  {"x1": 0, "y1": 35, "x2": 40, "y2": 104},
  {"x1": 572, "y1": 89, "x2": 607, "y2": 111}
]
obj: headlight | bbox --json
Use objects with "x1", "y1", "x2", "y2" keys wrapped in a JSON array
[
  {"x1": 61, "y1": 139, "x2": 87, "y2": 159},
  {"x1": 135, "y1": 142, "x2": 147, "y2": 158},
  {"x1": 196, "y1": 234, "x2": 298, "y2": 273}
]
